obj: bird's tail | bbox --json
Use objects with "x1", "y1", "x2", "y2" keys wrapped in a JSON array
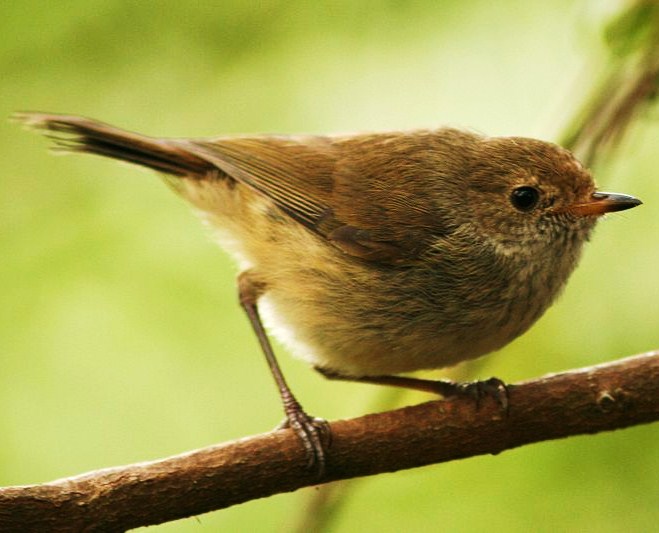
[{"x1": 13, "y1": 112, "x2": 213, "y2": 177}]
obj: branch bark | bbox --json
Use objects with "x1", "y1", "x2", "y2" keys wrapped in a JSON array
[{"x1": 1, "y1": 351, "x2": 657, "y2": 532}]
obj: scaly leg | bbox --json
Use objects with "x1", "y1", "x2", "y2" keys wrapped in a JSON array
[
  {"x1": 316, "y1": 367, "x2": 508, "y2": 410},
  {"x1": 238, "y1": 271, "x2": 330, "y2": 476}
]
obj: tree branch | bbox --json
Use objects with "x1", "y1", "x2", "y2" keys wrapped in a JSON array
[{"x1": 1, "y1": 351, "x2": 657, "y2": 532}]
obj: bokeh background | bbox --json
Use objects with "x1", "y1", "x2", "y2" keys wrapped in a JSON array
[{"x1": 1, "y1": 1, "x2": 658, "y2": 531}]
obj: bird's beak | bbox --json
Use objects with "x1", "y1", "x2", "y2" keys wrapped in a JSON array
[{"x1": 565, "y1": 192, "x2": 642, "y2": 217}]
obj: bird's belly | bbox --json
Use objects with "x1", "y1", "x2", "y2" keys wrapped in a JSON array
[{"x1": 258, "y1": 260, "x2": 545, "y2": 377}]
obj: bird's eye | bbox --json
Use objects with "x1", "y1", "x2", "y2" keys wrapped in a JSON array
[{"x1": 510, "y1": 186, "x2": 540, "y2": 212}]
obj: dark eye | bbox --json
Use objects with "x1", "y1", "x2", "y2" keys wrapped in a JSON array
[{"x1": 510, "y1": 186, "x2": 540, "y2": 212}]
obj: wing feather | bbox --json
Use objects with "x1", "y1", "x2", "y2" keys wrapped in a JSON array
[{"x1": 189, "y1": 138, "x2": 333, "y2": 232}]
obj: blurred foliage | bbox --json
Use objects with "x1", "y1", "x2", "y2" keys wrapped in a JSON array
[
  {"x1": 1, "y1": 1, "x2": 658, "y2": 532},
  {"x1": 604, "y1": 0, "x2": 659, "y2": 56},
  {"x1": 560, "y1": 0, "x2": 659, "y2": 164}
]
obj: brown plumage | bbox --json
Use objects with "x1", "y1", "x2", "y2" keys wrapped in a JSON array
[{"x1": 15, "y1": 112, "x2": 641, "y2": 474}]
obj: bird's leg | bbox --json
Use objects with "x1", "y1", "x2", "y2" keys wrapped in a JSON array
[
  {"x1": 238, "y1": 271, "x2": 330, "y2": 477},
  {"x1": 316, "y1": 368, "x2": 508, "y2": 411}
]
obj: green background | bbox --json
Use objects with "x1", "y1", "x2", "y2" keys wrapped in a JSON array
[{"x1": 1, "y1": 1, "x2": 657, "y2": 531}]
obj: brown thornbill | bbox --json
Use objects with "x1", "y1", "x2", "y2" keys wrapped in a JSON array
[{"x1": 14, "y1": 112, "x2": 642, "y2": 476}]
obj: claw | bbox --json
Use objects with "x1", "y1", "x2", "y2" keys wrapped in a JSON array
[
  {"x1": 278, "y1": 407, "x2": 331, "y2": 477},
  {"x1": 440, "y1": 377, "x2": 509, "y2": 412},
  {"x1": 238, "y1": 272, "x2": 331, "y2": 477}
]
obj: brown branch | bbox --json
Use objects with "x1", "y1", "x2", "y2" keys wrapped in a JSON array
[{"x1": 1, "y1": 351, "x2": 657, "y2": 532}]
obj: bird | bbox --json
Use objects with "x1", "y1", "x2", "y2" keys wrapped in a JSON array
[{"x1": 14, "y1": 112, "x2": 642, "y2": 475}]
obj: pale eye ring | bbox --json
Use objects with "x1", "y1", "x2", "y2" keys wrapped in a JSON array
[{"x1": 510, "y1": 186, "x2": 540, "y2": 212}]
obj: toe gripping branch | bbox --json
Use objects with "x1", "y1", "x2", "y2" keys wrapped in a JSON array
[
  {"x1": 237, "y1": 271, "x2": 330, "y2": 477},
  {"x1": 317, "y1": 368, "x2": 509, "y2": 411}
]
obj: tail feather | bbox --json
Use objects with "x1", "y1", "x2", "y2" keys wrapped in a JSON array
[{"x1": 13, "y1": 112, "x2": 213, "y2": 177}]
